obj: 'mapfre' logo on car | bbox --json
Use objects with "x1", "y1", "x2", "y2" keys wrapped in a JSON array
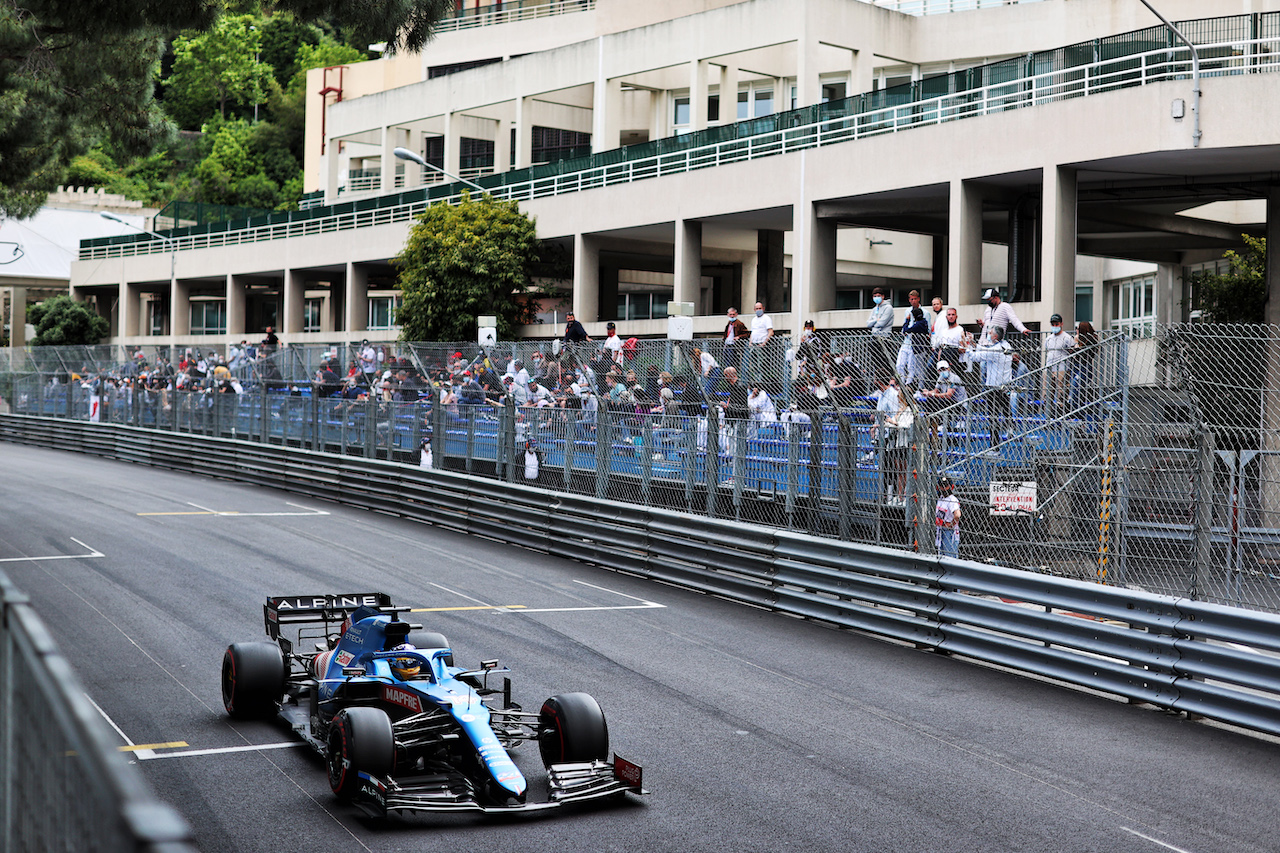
[{"x1": 382, "y1": 685, "x2": 422, "y2": 713}]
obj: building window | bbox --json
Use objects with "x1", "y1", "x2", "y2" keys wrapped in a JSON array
[
  {"x1": 1074, "y1": 285, "x2": 1093, "y2": 324},
  {"x1": 673, "y1": 97, "x2": 690, "y2": 128},
  {"x1": 190, "y1": 300, "x2": 226, "y2": 336},
  {"x1": 531, "y1": 126, "x2": 591, "y2": 164},
  {"x1": 737, "y1": 85, "x2": 775, "y2": 120},
  {"x1": 1111, "y1": 274, "x2": 1155, "y2": 337},
  {"x1": 368, "y1": 295, "x2": 402, "y2": 330},
  {"x1": 615, "y1": 293, "x2": 670, "y2": 321},
  {"x1": 304, "y1": 298, "x2": 323, "y2": 333}
]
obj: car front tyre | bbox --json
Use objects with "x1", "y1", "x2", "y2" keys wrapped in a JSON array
[
  {"x1": 328, "y1": 707, "x2": 395, "y2": 801},
  {"x1": 538, "y1": 692, "x2": 609, "y2": 767}
]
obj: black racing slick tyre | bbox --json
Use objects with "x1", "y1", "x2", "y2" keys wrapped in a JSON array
[
  {"x1": 406, "y1": 630, "x2": 453, "y2": 667},
  {"x1": 539, "y1": 692, "x2": 609, "y2": 767},
  {"x1": 328, "y1": 707, "x2": 395, "y2": 801},
  {"x1": 221, "y1": 642, "x2": 285, "y2": 719}
]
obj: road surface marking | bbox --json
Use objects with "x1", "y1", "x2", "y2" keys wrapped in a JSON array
[
  {"x1": 411, "y1": 604, "x2": 527, "y2": 612},
  {"x1": 139, "y1": 502, "x2": 330, "y2": 518},
  {"x1": 0, "y1": 538, "x2": 103, "y2": 563},
  {"x1": 85, "y1": 694, "x2": 155, "y2": 759},
  {"x1": 1120, "y1": 827, "x2": 1198, "y2": 853},
  {"x1": 518, "y1": 579, "x2": 666, "y2": 613},
  {"x1": 138, "y1": 742, "x2": 306, "y2": 761},
  {"x1": 119, "y1": 742, "x2": 188, "y2": 752}
]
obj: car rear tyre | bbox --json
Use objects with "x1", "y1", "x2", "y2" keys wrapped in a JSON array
[
  {"x1": 221, "y1": 642, "x2": 285, "y2": 719},
  {"x1": 328, "y1": 707, "x2": 395, "y2": 800},
  {"x1": 406, "y1": 630, "x2": 453, "y2": 667},
  {"x1": 539, "y1": 692, "x2": 609, "y2": 767}
]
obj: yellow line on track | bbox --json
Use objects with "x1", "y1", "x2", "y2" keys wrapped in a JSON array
[
  {"x1": 118, "y1": 742, "x2": 188, "y2": 752},
  {"x1": 409, "y1": 605, "x2": 526, "y2": 612}
]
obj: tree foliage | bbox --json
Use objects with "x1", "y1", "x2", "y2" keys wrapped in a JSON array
[
  {"x1": 0, "y1": 0, "x2": 451, "y2": 220},
  {"x1": 27, "y1": 296, "x2": 111, "y2": 346},
  {"x1": 394, "y1": 196, "x2": 541, "y2": 342},
  {"x1": 1189, "y1": 235, "x2": 1267, "y2": 323}
]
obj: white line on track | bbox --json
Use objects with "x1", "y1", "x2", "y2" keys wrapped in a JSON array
[
  {"x1": 426, "y1": 579, "x2": 665, "y2": 614},
  {"x1": 138, "y1": 742, "x2": 306, "y2": 761},
  {"x1": 1120, "y1": 827, "x2": 1199, "y2": 853},
  {"x1": 138, "y1": 501, "x2": 330, "y2": 518},
  {"x1": 0, "y1": 537, "x2": 103, "y2": 563},
  {"x1": 85, "y1": 693, "x2": 155, "y2": 759}
]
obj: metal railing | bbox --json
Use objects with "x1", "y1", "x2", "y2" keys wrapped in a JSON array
[
  {"x1": 0, "y1": 571, "x2": 196, "y2": 852},
  {"x1": 6, "y1": 416, "x2": 1280, "y2": 742},
  {"x1": 78, "y1": 13, "x2": 1280, "y2": 262},
  {"x1": 435, "y1": 0, "x2": 595, "y2": 32},
  {"x1": 869, "y1": 0, "x2": 1044, "y2": 14}
]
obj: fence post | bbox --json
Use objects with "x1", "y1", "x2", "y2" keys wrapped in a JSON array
[
  {"x1": 1194, "y1": 426, "x2": 1216, "y2": 601},
  {"x1": 364, "y1": 394, "x2": 376, "y2": 458},
  {"x1": 507, "y1": 398, "x2": 520, "y2": 484},
  {"x1": 733, "y1": 413, "x2": 746, "y2": 516},
  {"x1": 913, "y1": 414, "x2": 935, "y2": 555},
  {"x1": 595, "y1": 401, "x2": 609, "y2": 500},
  {"x1": 838, "y1": 413, "x2": 854, "y2": 540},
  {"x1": 706, "y1": 405, "x2": 720, "y2": 519},
  {"x1": 310, "y1": 391, "x2": 320, "y2": 451},
  {"x1": 562, "y1": 410, "x2": 573, "y2": 490},
  {"x1": 641, "y1": 414, "x2": 653, "y2": 506},
  {"x1": 785, "y1": 419, "x2": 800, "y2": 528},
  {"x1": 682, "y1": 415, "x2": 696, "y2": 510},
  {"x1": 431, "y1": 390, "x2": 444, "y2": 470},
  {"x1": 465, "y1": 403, "x2": 476, "y2": 473}
]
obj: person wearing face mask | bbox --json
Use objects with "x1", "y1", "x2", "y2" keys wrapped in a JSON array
[
  {"x1": 723, "y1": 307, "x2": 749, "y2": 374},
  {"x1": 1042, "y1": 312, "x2": 1075, "y2": 415},
  {"x1": 866, "y1": 286, "x2": 895, "y2": 381}
]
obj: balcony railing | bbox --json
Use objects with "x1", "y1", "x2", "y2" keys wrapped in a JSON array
[
  {"x1": 80, "y1": 13, "x2": 1280, "y2": 263},
  {"x1": 435, "y1": 0, "x2": 594, "y2": 33}
]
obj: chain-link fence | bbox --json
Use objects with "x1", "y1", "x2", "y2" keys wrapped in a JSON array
[{"x1": 12, "y1": 325, "x2": 1280, "y2": 611}]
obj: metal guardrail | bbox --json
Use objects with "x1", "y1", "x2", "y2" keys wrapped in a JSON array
[
  {"x1": 5, "y1": 414, "x2": 1280, "y2": 741},
  {"x1": 0, "y1": 570, "x2": 195, "y2": 852},
  {"x1": 435, "y1": 0, "x2": 595, "y2": 33},
  {"x1": 78, "y1": 15, "x2": 1280, "y2": 262},
  {"x1": 870, "y1": 0, "x2": 1043, "y2": 14}
]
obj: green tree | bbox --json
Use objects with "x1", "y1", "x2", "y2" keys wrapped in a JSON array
[
  {"x1": 27, "y1": 296, "x2": 111, "y2": 346},
  {"x1": 167, "y1": 15, "x2": 273, "y2": 124},
  {"x1": 1189, "y1": 235, "x2": 1267, "y2": 323},
  {"x1": 394, "y1": 195, "x2": 541, "y2": 342},
  {"x1": 0, "y1": 0, "x2": 449, "y2": 220}
]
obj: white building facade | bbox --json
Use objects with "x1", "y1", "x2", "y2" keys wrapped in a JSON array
[{"x1": 69, "y1": 0, "x2": 1280, "y2": 349}]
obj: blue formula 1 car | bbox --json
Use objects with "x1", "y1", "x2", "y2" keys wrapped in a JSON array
[{"x1": 220, "y1": 592, "x2": 647, "y2": 817}]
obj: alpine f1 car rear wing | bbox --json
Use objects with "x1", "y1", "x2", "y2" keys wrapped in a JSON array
[{"x1": 263, "y1": 592, "x2": 405, "y2": 639}]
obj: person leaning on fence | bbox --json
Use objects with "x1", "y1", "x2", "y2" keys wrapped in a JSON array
[
  {"x1": 1043, "y1": 313, "x2": 1075, "y2": 415},
  {"x1": 563, "y1": 312, "x2": 591, "y2": 344},
  {"x1": 978, "y1": 288, "x2": 1030, "y2": 342}
]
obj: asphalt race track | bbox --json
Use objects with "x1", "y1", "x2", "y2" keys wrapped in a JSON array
[{"x1": 3, "y1": 443, "x2": 1279, "y2": 853}]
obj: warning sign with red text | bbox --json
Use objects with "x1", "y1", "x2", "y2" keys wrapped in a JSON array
[{"x1": 989, "y1": 481, "x2": 1036, "y2": 516}]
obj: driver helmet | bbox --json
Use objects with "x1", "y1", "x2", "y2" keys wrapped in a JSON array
[{"x1": 389, "y1": 643, "x2": 419, "y2": 680}]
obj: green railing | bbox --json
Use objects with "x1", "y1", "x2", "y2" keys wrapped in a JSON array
[{"x1": 154, "y1": 200, "x2": 273, "y2": 231}]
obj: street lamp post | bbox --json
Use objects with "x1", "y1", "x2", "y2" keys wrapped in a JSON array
[
  {"x1": 1138, "y1": 0, "x2": 1201, "y2": 148},
  {"x1": 392, "y1": 147, "x2": 489, "y2": 193}
]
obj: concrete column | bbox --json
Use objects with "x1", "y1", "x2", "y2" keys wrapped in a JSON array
[
  {"x1": 690, "y1": 59, "x2": 710, "y2": 132},
  {"x1": 515, "y1": 95, "x2": 533, "y2": 169},
  {"x1": 850, "y1": 49, "x2": 874, "y2": 97},
  {"x1": 648, "y1": 89, "x2": 667, "y2": 141},
  {"x1": 675, "y1": 220, "x2": 703, "y2": 306},
  {"x1": 721, "y1": 64, "x2": 740, "y2": 123},
  {"x1": 283, "y1": 269, "x2": 305, "y2": 336},
  {"x1": 226, "y1": 274, "x2": 246, "y2": 336},
  {"x1": 401, "y1": 129, "x2": 422, "y2": 187},
  {"x1": 8, "y1": 287, "x2": 25, "y2": 348},
  {"x1": 1041, "y1": 164, "x2": 1078, "y2": 325},
  {"x1": 170, "y1": 280, "x2": 190, "y2": 337},
  {"x1": 1154, "y1": 262, "x2": 1179, "y2": 326},
  {"x1": 345, "y1": 261, "x2": 369, "y2": 334},
  {"x1": 739, "y1": 251, "x2": 758, "y2": 313},
  {"x1": 444, "y1": 112, "x2": 461, "y2": 180},
  {"x1": 948, "y1": 178, "x2": 984, "y2": 307},
  {"x1": 118, "y1": 282, "x2": 140, "y2": 339},
  {"x1": 795, "y1": 33, "x2": 820, "y2": 109},
  {"x1": 1261, "y1": 188, "x2": 1280, "y2": 527},
  {"x1": 572, "y1": 233, "x2": 600, "y2": 322},
  {"x1": 380, "y1": 126, "x2": 397, "y2": 193},
  {"x1": 592, "y1": 78, "x2": 621, "y2": 152},
  {"x1": 792, "y1": 204, "x2": 837, "y2": 324},
  {"x1": 493, "y1": 117, "x2": 511, "y2": 175},
  {"x1": 326, "y1": 144, "x2": 341, "y2": 199}
]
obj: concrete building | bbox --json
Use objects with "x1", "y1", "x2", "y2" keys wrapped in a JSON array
[{"x1": 70, "y1": 0, "x2": 1280, "y2": 350}]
